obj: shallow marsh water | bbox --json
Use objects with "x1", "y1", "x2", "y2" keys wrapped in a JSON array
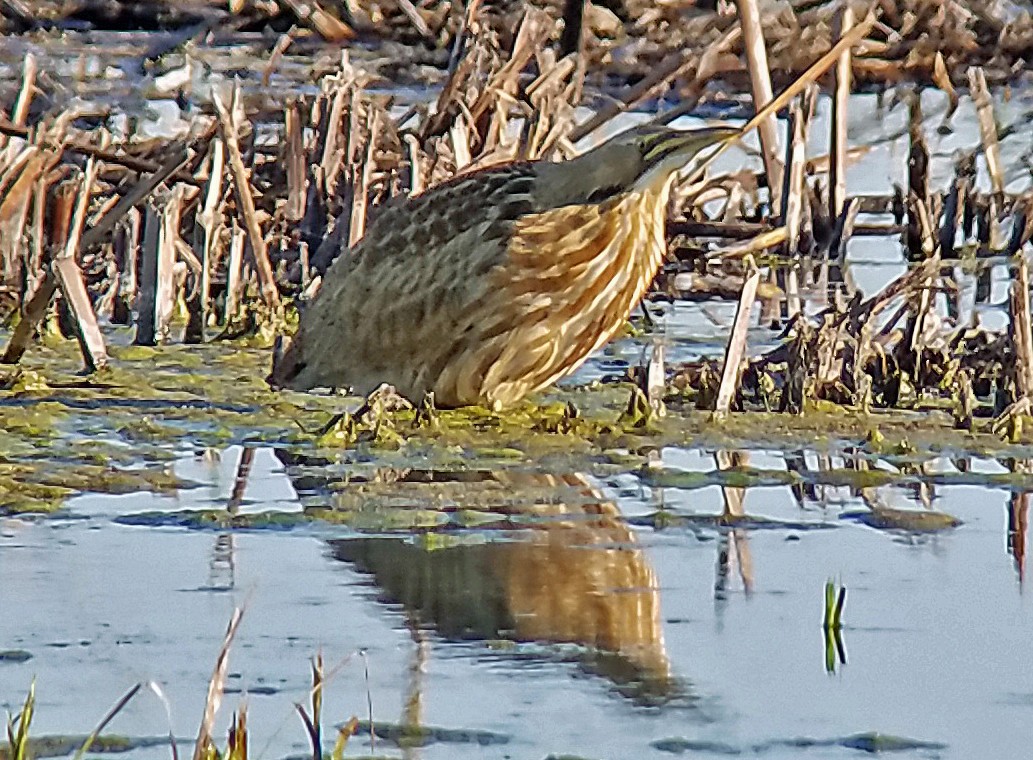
[
  {"x1": 4, "y1": 41, "x2": 1033, "y2": 758},
  {"x1": 4, "y1": 441, "x2": 1033, "y2": 759}
]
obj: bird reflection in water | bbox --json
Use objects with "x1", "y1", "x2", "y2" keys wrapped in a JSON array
[{"x1": 275, "y1": 453, "x2": 687, "y2": 707}]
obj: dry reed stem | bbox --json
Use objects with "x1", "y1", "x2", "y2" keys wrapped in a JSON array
[
  {"x1": 192, "y1": 607, "x2": 245, "y2": 760},
  {"x1": 348, "y1": 109, "x2": 377, "y2": 246},
  {"x1": 213, "y1": 83, "x2": 281, "y2": 311},
  {"x1": 715, "y1": 265, "x2": 761, "y2": 416},
  {"x1": 1013, "y1": 257, "x2": 1033, "y2": 398},
  {"x1": 0, "y1": 118, "x2": 203, "y2": 187},
  {"x1": 198, "y1": 138, "x2": 226, "y2": 326},
  {"x1": 693, "y1": 9, "x2": 877, "y2": 178},
  {"x1": 263, "y1": 25, "x2": 300, "y2": 87},
  {"x1": 135, "y1": 200, "x2": 162, "y2": 345},
  {"x1": 225, "y1": 222, "x2": 246, "y2": 323},
  {"x1": 830, "y1": 3, "x2": 854, "y2": 219},
  {"x1": 2, "y1": 177, "x2": 65, "y2": 362},
  {"x1": 284, "y1": 101, "x2": 306, "y2": 222},
  {"x1": 53, "y1": 156, "x2": 108, "y2": 370},
  {"x1": 395, "y1": 0, "x2": 433, "y2": 39},
  {"x1": 279, "y1": 0, "x2": 356, "y2": 40},
  {"x1": 155, "y1": 186, "x2": 183, "y2": 342},
  {"x1": 710, "y1": 226, "x2": 788, "y2": 258},
  {"x1": 461, "y1": 8, "x2": 551, "y2": 144},
  {"x1": 968, "y1": 67, "x2": 1005, "y2": 200},
  {"x1": 782, "y1": 95, "x2": 811, "y2": 256},
  {"x1": 81, "y1": 146, "x2": 191, "y2": 250},
  {"x1": 570, "y1": 22, "x2": 741, "y2": 143},
  {"x1": 735, "y1": 0, "x2": 782, "y2": 210},
  {"x1": 1, "y1": 52, "x2": 36, "y2": 157}
]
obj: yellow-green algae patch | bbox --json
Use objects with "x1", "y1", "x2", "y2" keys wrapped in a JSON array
[
  {"x1": 0, "y1": 734, "x2": 169, "y2": 760},
  {"x1": 2, "y1": 331, "x2": 1033, "y2": 520},
  {"x1": 844, "y1": 506, "x2": 963, "y2": 532}
]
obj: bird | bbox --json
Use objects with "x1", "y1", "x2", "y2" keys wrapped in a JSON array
[{"x1": 267, "y1": 123, "x2": 738, "y2": 410}]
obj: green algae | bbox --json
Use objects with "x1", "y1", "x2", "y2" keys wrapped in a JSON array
[
  {"x1": 628, "y1": 511, "x2": 834, "y2": 532},
  {"x1": 115, "y1": 509, "x2": 309, "y2": 530},
  {"x1": 844, "y1": 507, "x2": 962, "y2": 532},
  {"x1": 651, "y1": 732, "x2": 947, "y2": 755},
  {"x1": 639, "y1": 466, "x2": 800, "y2": 489},
  {"x1": 350, "y1": 720, "x2": 510, "y2": 748},
  {"x1": 31, "y1": 464, "x2": 191, "y2": 495},
  {"x1": 2, "y1": 329, "x2": 1033, "y2": 526},
  {"x1": 0, "y1": 734, "x2": 170, "y2": 760},
  {"x1": 0, "y1": 650, "x2": 33, "y2": 663}
]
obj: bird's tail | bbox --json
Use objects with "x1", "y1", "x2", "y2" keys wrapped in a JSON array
[{"x1": 267, "y1": 333, "x2": 307, "y2": 390}]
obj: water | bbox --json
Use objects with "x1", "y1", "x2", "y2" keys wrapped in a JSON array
[{"x1": 4, "y1": 445, "x2": 1032, "y2": 758}]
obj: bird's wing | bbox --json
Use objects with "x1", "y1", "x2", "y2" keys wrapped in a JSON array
[{"x1": 287, "y1": 163, "x2": 539, "y2": 399}]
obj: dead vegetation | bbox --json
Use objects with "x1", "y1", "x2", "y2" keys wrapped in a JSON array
[{"x1": 1, "y1": 0, "x2": 1033, "y2": 438}]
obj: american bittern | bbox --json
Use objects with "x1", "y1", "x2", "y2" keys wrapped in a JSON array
[{"x1": 268, "y1": 124, "x2": 738, "y2": 409}]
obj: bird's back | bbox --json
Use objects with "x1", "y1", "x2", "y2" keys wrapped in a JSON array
[{"x1": 271, "y1": 162, "x2": 543, "y2": 404}]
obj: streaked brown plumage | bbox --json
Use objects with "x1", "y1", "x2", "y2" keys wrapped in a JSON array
[{"x1": 268, "y1": 123, "x2": 737, "y2": 409}]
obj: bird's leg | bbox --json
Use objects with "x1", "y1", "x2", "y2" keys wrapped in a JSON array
[
  {"x1": 413, "y1": 391, "x2": 439, "y2": 429},
  {"x1": 638, "y1": 301, "x2": 656, "y2": 330}
]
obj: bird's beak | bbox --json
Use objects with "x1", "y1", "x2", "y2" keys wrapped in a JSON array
[{"x1": 644, "y1": 126, "x2": 741, "y2": 168}]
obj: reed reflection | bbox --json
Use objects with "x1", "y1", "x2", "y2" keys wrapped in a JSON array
[{"x1": 714, "y1": 451, "x2": 754, "y2": 601}]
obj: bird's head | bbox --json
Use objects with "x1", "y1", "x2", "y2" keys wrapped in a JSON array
[
  {"x1": 540, "y1": 123, "x2": 740, "y2": 206},
  {"x1": 609, "y1": 123, "x2": 741, "y2": 191}
]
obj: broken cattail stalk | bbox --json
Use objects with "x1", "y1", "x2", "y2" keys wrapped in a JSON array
[
  {"x1": 404, "y1": 133, "x2": 424, "y2": 195},
  {"x1": 348, "y1": 110, "x2": 378, "y2": 247},
  {"x1": 689, "y1": 10, "x2": 876, "y2": 182},
  {"x1": 938, "y1": 153, "x2": 974, "y2": 260},
  {"x1": 709, "y1": 226, "x2": 788, "y2": 258},
  {"x1": 81, "y1": 146, "x2": 191, "y2": 251},
  {"x1": 905, "y1": 92, "x2": 930, "y2": 259},
  {"x1": 284, "y1": 101, "x2": 306, "y2": 223},
  {"x1": 26, "y1": 174, "x2": 46, "y2": 292},
  {"x1": 197, "y1": 137, "x2": 225, "y2": 330},
  {"x1": 781, "y1": 94, "x2": 812, "y2": 263},
  {"x1": 674, "y1": 219, "x2": 900, "y2": 239},
  {"x1": 714, "y1": 266, "x2": 762, "y2": 416},
  {"x1": 279, "y1": 0, "x2": 355, "y2": 40},
  {"x1": 213, "y1": 84, "x2": 281, "y2": 311},
  {"x1": 569, "y1": 25, "x2": 742, "y2": 143},
  {"x1": 319, "y1": 82, "x2": 349, "y2": 199},
  {"x1": 645, "y1": 339, "x2": 666, "y2": 418},
  {"x1": 52, "y1": 158, "x2": 108, "y2": 371},
  {"x1": 0, "y1": 178, "x2": 75, "y2": 363},
  {"x1": 0, "y1": 118, "x2": 203, "y2": 188},
  {"x1": 135, "y1": 200, "x2": 162, "y2": 345},
  {"x1": 968, "y1": 67, "x2": 1005, "y2": 201},
  {"x1": 827, "y1": 197, "x2": 861, "y2": 266},
  {"x1": 52, "y1": 254, "x2": 107, "y2": 371},
  {"x1": 785, "y1": 266, "x2": 802, "y2": 321},
  {"x1": 1012, "y1": 257, "x2": 1033, "y2": 397},
  {"x1": 829, "y1": 4, "x2": 854, "y2": 220},
  {"x1": 224, "y1": 222, "x2": 246, "y2": 324},
  {"x1": 262, "y1": 26, "x2": 299, "y2": 87},
  {"x1": 110, "y1": 211, "x2": 137, "y2": 324},
  {"x1": 1, "y1": 52, "x2": 36, "y2": 156},
  {"x1": 395, "y1": 0, "x2": 433, "y2": 40},
  {"x1": 735, "y1": 0, "x2": 783, "y2": 211},
  {"x1": 1, "y1": 272, "x2": 57, "y2": 364},
  {"x1": 155, "y1": 187, "x2": 183, "y2": 342}
]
